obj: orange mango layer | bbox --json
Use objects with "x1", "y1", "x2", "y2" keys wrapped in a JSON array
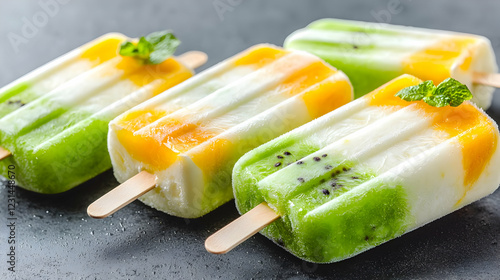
[
  {"x1": 81, "y1": 37, "x2": 193, "y2": 96},
  {"x1": 80, "y1": 36, "x2": 122, "y2": 65},
  {"x1": 233, "y1": 46, "x2": 288, "y2": 68},
  {"x1": 402, "y1": 37, "x2": 477, "y2": 85}
]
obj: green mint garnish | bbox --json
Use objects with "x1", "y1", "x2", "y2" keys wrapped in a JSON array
[
  {"x1": 396, "y1": 78, "x2": 472, "y2": 107},
  {"x1": 119, "y1": 30, "x2": 180, "y2": 64}
]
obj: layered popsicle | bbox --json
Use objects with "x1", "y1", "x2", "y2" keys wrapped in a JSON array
[
  {"x1": 106, "y1": 44, "x2": 353, "y2": 218},
  {"x1": 0, "y1": 32, "x2": 197, "y2": 193},
  {"x1": 284, "y1": 18, "x2": 498, "y2": 108},
  {"x1": 226, "y1": 74, "x2": 500, "y2": 263}
]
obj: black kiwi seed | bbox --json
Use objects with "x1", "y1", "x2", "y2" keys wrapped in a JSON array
[
  {"x1": 351, "y1": 176, "x2": 359, "y2": 179},
  {"x1": 342, "y1": 167, "x2": 348, "y2": 172},
  {"x1": 284, "y1": 151, "x2": 291, "y2": 156},
  {"x1": 274, "y1": 162, "x2": 281, "y2": 167},
  {"x1": 313, "y1": 157, "x2": 321, "y2": 162},
  {"x1": 277, "y1": 155, "x2": 284, "y2": 159},
  {"x1": 325, "y1": 165, "x2": 332, "y2": 170},
  {"x1": 8, "y1": 100, "x2": 24, "y2": 106},
  {"x1": 322, "y1": 189, "x2": 330, "y2": 195},
  {"x1": 322, "y1": 154, "x2": 327, "y2": 157},
  {"x1": 297, "y1": 178, "x2": 305, "y2": 183},
  {"x1": 297, "y1": 161, "x2": 304, "y2": 165},
  {"x1": 364, "y1": 236, "x2": 370, "y2": 241},
  {"x1": 330, "y1": 182, "x2": 337, "y2": 187}
]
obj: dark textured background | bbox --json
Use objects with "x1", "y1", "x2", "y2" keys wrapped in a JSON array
[{"x1": 1, "y1": 0, "x2": 500, "y2": 279}]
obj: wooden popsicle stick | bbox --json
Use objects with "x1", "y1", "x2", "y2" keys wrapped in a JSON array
[
  {"x1": 87, "y1": 171, "x2": 156, "y2": 219},
  {"x1": 0, "y1": 146, "x2": 11, "y2": 160},
  {"x1": 472, "y1": 72, "x2": 500, "y2": 88},
  {"x1": 177, "y1": 51, "x2": 208, "y2": 69},
  {"x1": 205, "y1": 202, "x2": 280, "y2": 254}
]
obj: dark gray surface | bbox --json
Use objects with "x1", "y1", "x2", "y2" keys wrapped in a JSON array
[{"x1": 1, "y1": 1, "x2": 500, "y2": 279}]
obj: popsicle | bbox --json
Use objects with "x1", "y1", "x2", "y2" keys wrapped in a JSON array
[
  {"x1": 284, "y1": 18, "x2": 499, "y2": 108},
  {"x1": 0, "y1": 31, "x2": 207, "y2": 193},
  {"x1": 88, "y1": 44, "x2": 353, "y2": 219},
  {"x1": 206, "y1": 74, "x2": 500, "y2": 263}
]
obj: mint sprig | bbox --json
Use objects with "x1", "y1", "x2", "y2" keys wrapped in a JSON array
[
  {"x1": 395, "y1": 78, "x2": 472, "y2": 107},
  {"x1": 119, "y1": 30, "x2": 180, "y2": 64}
]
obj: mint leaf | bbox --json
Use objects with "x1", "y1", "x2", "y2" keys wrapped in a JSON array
[
  {"x1": 423, "y1": 94, "x2": 450, "y2": 107},
  {"x1": 119, "y1": 41, "x2": 138, "y2": 56},
  {"x1": 434, "y1": 78, "x2": 473, "y2": 107},
  {"x1": 395, "y1": 80, "x2": 435, "y2": 102},
  {"x1": 395, "y1": 78, "x2": 472, "y2": 107},
  {"x1": 145, "y1": 31, "x2": 180, "y2": 64},
  {"x1": 119, "y1": 30, "x2": 180, "y2": 64}
]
